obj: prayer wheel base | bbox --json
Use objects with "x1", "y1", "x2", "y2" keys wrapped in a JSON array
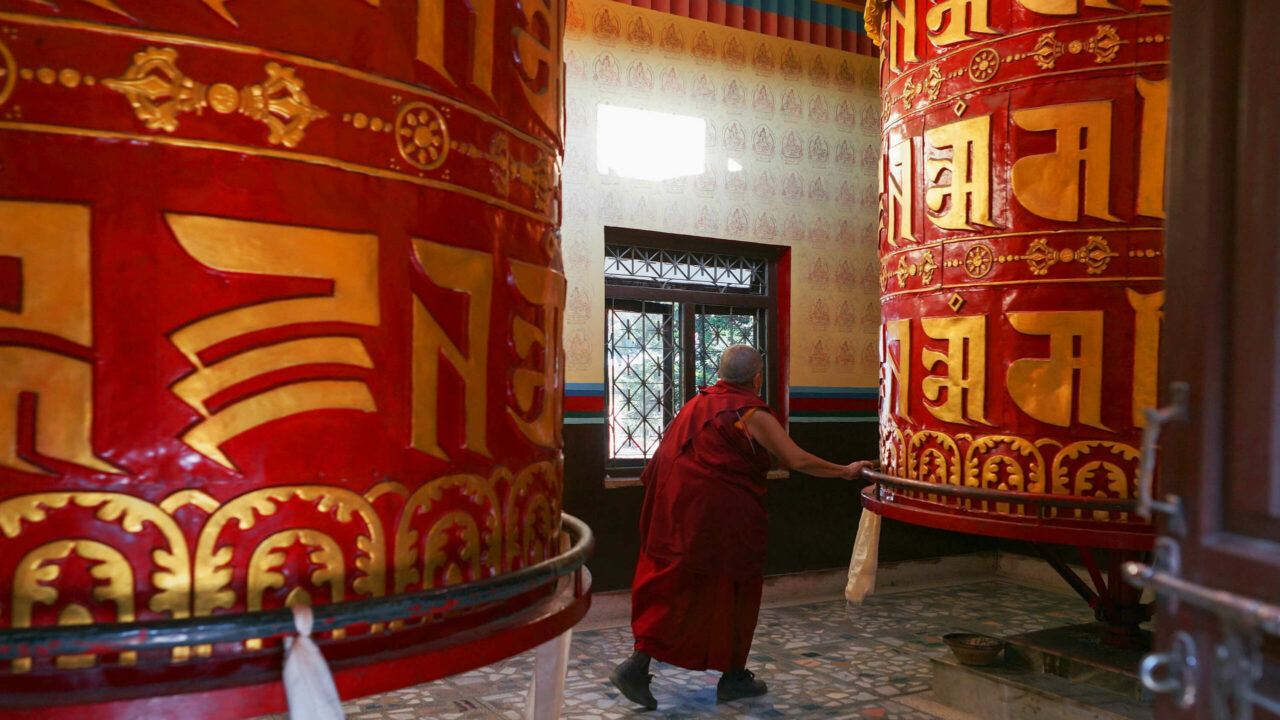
[
  {"x1": 862, "y1": 487, "x2": 1154, "y2": 648},
  {"x1": 0, "y1": 567, "x2": 591, "y2": 720}
]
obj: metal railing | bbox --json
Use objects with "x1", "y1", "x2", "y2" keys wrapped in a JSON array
[{"x1": 860, "y1": 467, "x2": 1141, "y2": 513}]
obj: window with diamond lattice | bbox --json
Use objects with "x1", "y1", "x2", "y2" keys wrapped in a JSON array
[{"x1": 604, "y1": 230, "x2": 781, "y2": 471}]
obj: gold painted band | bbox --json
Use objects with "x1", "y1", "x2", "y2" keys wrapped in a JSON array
[
  {"x1": 880, "y1": 11, "x2": 1172, "y2": 95},
  {"x1": 0, "y1": 11, "x2": 557, "y2": 157},
  {"x1": 879, "y1": 274, "x2": 1165, "y2": 299},
  {"x1": 0, "y1": 121, "x2": 555, "y2": 224},
  {"x1": 879, "y1": 227, "x2": 1164, "y2": 261}
]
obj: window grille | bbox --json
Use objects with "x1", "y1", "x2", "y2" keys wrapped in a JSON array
[{"x1": 604, "y1": 233, "x2": 779, "y2": 470}]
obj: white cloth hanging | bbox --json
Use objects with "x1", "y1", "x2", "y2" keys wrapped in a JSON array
[
  {"x1": 845, "y1": 509, "x2": 881, "y2": 603},
  {"x1": 283, "y1": 604, "x2": 345, "y2": 720}
]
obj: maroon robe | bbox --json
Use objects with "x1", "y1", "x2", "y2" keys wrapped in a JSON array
[{"x1": 631, "y1": 380, "x2": 774, "y2": 672}]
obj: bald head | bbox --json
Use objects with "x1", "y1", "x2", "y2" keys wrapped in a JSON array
[{"x1": 719, "y1": 344, "x2": 764, "y2": 385}]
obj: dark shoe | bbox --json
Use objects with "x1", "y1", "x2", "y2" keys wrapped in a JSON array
[
  {"x1": 610, "y1": 657, "x2": 658, "y2": 710},
  {"x1": 717, "y1": 668, "x2": 768, "y2": 703}
]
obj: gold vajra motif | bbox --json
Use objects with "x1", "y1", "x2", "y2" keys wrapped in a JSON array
[
  {"x1": 448, "y1": 129, "x2": 557, "y2": 211},
  {"x1": 1024, "y1": 236, "x2": 1118, "y2": 276},
  {"x1": 1031, "y1": 32, "x2": 1065, "y2": 70},
  {"x1": 939, "y1": 237, "x2": 1118, "y2": 280},
  {"x1": 888, "y1": 250, "x2": 938, "y2": 289},
  {"x1": 923, "y1": 65, "x2": 945, "y2": 102},
  {"x1": 104, "y1": 47, "x2": 327, "y2": 147},
  {"x1": 1029, "y1": 25, "x2": 1124, "y2": 71},
  {"x1": 919, "y1": 250, "x2": 938, "y2": 284}
]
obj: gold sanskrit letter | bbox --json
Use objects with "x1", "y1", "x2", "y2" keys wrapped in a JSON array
[
  {"x1": 513, "y1": 0, "x2": 562, "y2": 133},
  {"x1": 926, "y1": 0, "x2": 998, "y2": 46},
  {"x1": 1007, "y1": 311, "x2": 1108, "y2": 430},
  {"x1": 166, "y1": 214, "x2": 380, "y2": 471},
  {"x1": 417, "y1": 0, "x2": 497, "y2": 101},
  {"x1": 886, "y1": 0, "x2": 920, "y2": 73},
  {"x1": 411, "y1": 239, "x2": 492, "y2": 460},
  {"x1": 0, "y1": 201, "x2": 120, "y2": 475},
  {"x1": 1128, "y1": 290, "x2": 1164, "y2": 428},
  {"x1": 508, "y1": 259, "x2": 566, "y2": 449},
  {"x1": 1012, "y1": 101, "x2": 1119, "y2": 222},
  {"x1": 1136, "y1": 77, "x2": 1170, "y2": 219},
  {"x1": 921, "y1": 316, "x2": 990, "y2": 425},
  {"x1": 886, "y1": 137, "x2": 916, "y2": 246},
  {"x1": 925, "y1": 115, "x2": 995, "y2": 231},
  {"x1": 882, "y1": 319, "x2": 911, "y2": 420}
]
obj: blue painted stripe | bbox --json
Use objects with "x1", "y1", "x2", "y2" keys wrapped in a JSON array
[
  {"x1": 761, "y1": 0, "x2": 778, "y2": 24},
  {"x1": 565, "y1": 416, "x2": 606, "y2": 425},
  {"x1": 702, "y1": 0, "x2": 866, "y2": 32},
  {"x1": 791, "y1": 386, "x2": 878, "y2": 399},
  {"x1": 566, "y1": 383, "x2": 605, "y2": 396},
  {"x1": 778, "y1": 0, "x2": 796, "y2": 25}
]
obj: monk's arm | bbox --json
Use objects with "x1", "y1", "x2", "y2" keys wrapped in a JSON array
[{"x1": 744, "y1": 411, "x2": 874, "y2": 480}]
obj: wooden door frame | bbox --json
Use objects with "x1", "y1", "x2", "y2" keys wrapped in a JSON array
[{"x1": 1159, "y1": 1, "x2": 1280, "y2": 716}]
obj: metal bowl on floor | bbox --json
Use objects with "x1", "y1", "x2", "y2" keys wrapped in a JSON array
[{"x1": 943, "y1": 633, "x2": 1005, "y2": 666}]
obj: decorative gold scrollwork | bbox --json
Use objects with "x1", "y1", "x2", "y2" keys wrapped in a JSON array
[
  {"x1": 0, "y1": 462, "x2": 561, "y2": 666},
  {"x1": 193, "y1": 486, "x2": 384, "y2": 617},
  {"x1": 881, "y1": 423, "x2": 1146, "y2": 521}
]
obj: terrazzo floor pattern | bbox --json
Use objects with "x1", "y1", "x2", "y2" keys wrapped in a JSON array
[{"x1": 258, "y1": 580, "x2": 1094, "y2": 720}]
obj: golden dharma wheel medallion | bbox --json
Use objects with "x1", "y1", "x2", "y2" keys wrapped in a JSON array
[
  {"x1": 967, "y1": 48, "x2": 1000, "y2": 83},
  {"x1": 395, "y1": 101, "x2": 450, "y2": 171},
  {"x1": 963, "y1": 245, "x2": 994, "y2": 278}
]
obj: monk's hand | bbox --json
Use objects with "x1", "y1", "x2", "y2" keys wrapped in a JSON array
[{"x1": 842, "y1": 460, "x2": 876, "y2": 481}]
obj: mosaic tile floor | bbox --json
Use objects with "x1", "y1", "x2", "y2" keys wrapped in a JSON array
[{"x1": 256, "y1": 580, "x2": 1094, "y2": 719}]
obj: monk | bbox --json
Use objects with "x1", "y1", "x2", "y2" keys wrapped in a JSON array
[{"x1": 610, "y1": 344, "x2": 874, "y2": 709}]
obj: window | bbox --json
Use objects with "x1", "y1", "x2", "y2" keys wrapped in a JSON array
[{"x1": 604, "y1": 228, "x2": 782, "y2": 472}]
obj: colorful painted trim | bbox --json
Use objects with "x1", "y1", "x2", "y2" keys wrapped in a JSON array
[
  {"x1": 565, "y1": 384, "x2": 879, "y2": 424},
  {"x1": 789, "y1": 386, "x2": 878, "y2": 423},
  {"x1": 565, "y1": 383, "x2": 606, "y2": 424},
  {"x1": 610, "y1": 0, "x2": 877, "y2": 55}
]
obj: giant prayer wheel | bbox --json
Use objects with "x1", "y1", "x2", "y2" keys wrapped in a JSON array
[
  {"x1": 0, "y1": 0, "x2": 570, "y2": 712},
  {"x1": 865, "y1": 0, "x2": 1169, "y2": 554}
]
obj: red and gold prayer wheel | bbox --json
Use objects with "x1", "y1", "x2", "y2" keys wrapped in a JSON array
[
  {"x1": 865, "y1": 0, "x2": 1169, "y2": 552},
  {"x1": 0, "y1": 0, "x2": 568, "y2": 711}
]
